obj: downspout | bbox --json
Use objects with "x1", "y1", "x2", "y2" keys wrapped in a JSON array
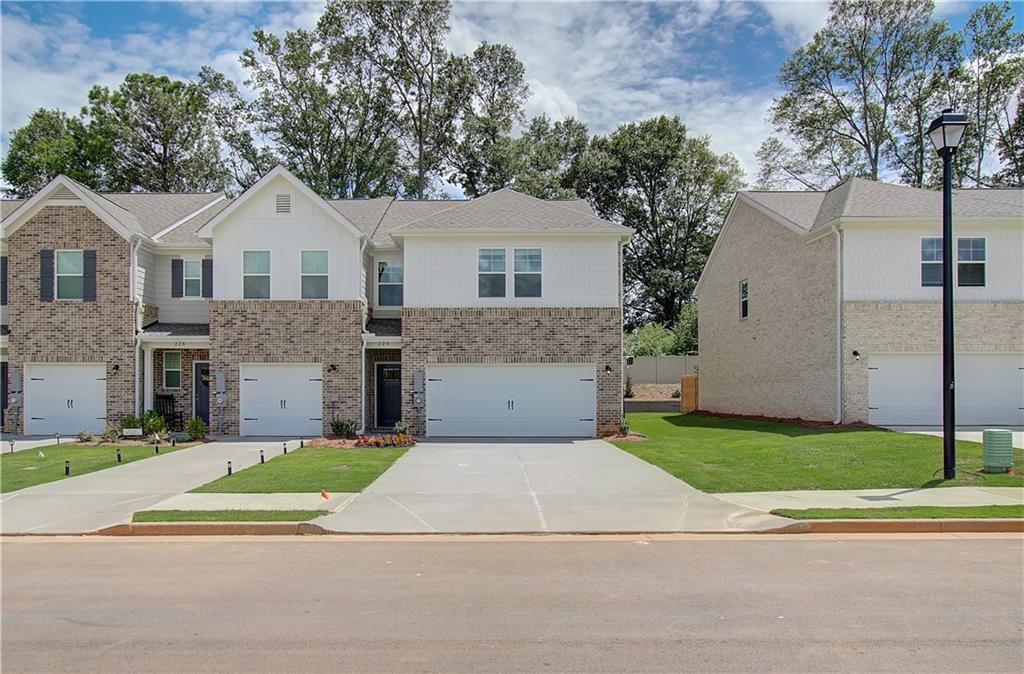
[
  {"x1": 132, "y1": 238, "x2": 143, "y2": 417},
  {"x1": 832, "y1": 225, "x2": 843, "y2": 425},
  {"x1": 357, "y1": 237, "x2": 369, "y2": 435}
]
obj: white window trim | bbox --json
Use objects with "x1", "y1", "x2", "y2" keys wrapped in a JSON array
[
  {"x1": 512, "y1": 247, "x2": 543, "y2": 299},
  {"x1": 242, "y1": 250, "x2": 271, "y2": 299},
  {"x1": 376, "y1": 259, "x2": 403, "y2": 307},
  {"x1": 739, "y1": 279, "x2": 748, "y2": 319},
  {"x1": 55, "y1": 248, "x2": 85, "y2": 301},
  {"x1": 163, "y1": 351, "x2": 182, "y2": 390},
  {"x1": 300, "y1": 250, "x2": 330, "y2": 300},
  {"x1": 956, "y1": 235, "x2": 987, "y2": 288},
  {"x1": 182, "y1": 258, "x2": 204, "y2": 300},
  {"x1": 920, "y1": 235, "x2": 943, "y2": 288},
  {"x1": 477, "y1": 247, "x2": 508, "y2": 299}
]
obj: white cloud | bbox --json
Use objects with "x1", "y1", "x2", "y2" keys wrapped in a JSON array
[{"x1": 754, "y1": 0, "x2": 829, "y2": 47}]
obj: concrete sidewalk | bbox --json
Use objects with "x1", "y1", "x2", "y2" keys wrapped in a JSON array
[
  {"x1": 716, "y1": 486, "x2": 1024, "y2": 512},
  {"x1": 1, "y1": 439, "x2": 301, "y2": 534},
  {"x1": 140, "y1": 492, "x2": 355, "y2": 512}
]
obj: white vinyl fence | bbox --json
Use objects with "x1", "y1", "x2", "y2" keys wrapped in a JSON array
[{"x1": 626, "y1": 355, "x2": 699, "y2": 384}]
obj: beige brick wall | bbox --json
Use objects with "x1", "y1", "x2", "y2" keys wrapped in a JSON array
[
  {"x1": 5, "y1": 206, "x2": 135, "y2": 433},
  {"x1": 151, "y1": 348, "x2": 209, "y2": 424},
  {"x1": 697, "y1": 201, "x2": 838, "y2": 421},
  {"x1": 842, "y1": 301, "x2": 1024, "y2": 422},
  {"x1": 365, "y1": 348, "x2": 402, "y2": 430},
  {"x1": 208, "y1": 300, "x2": 363, "y2": 435},
  {"x1": 141, "y1": 303, "x2": 159, "y2": 328},
  {"x1": 401, "y1": 307, "x2": 623, "y2": 436}
]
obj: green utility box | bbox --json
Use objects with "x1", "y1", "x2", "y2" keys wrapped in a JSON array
[{"x1": 982, "y1": 429, "x2": 1014, "y2": 473}]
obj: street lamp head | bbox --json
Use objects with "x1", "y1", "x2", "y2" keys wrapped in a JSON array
[{"x1": 927, "y1": 108, "x2": 968, "y2": 155}]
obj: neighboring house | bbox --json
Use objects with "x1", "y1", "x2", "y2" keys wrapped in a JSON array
[
  {"x1": 695, "y1": 178, "x2": 1024, "y2": 427},
  {"x1": 1, "y1": 167, "x2": 630, "y2": 438}
]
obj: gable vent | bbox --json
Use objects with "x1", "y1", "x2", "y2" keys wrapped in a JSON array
[
  {"x1": 275, "y1": 193, "x2": 291, "y2": 214},
  {"x1": 51, "y1": 185, "x2": 78, "y2": 201}
]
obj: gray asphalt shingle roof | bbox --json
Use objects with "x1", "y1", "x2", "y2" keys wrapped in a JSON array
[
  {"x1": 141, "y1": 322, "x2": 210, "y2": 337},
  {"x1": 365, "y1": 318, "x2": 402, "y2": 337}
]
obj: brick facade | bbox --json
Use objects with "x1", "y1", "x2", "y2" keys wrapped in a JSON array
[
  {"x1": 842, "y1": 300, "x2": 1024, "y2": 422},
  {"x1": 208, "y1": 300, "x2": 364, "y2": 435},
  {"x1": 698, "y1": 201, "x2": 839, "y2": 422},
  {"x1": 365, "y1": 348, "x2": 402, "y2": 430},
  {"x1": 401, "y1": 307, "x2": 623, "y2": 436},
  {"x1": 4, "y1": 206, "x2": 135, "y2": 433},
  {"x1": 141, "y1": 303, "x2": 159, "y2": 328},
  {"x1": 151, "y1": 348, "x2": 210, "y2": 423}
]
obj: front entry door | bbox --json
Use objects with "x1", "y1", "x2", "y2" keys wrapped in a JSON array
[
  {"x1": 376, "y1": 364, "x2": 402, "y2": 428},
  {"x1": 194, "y1": 362, "x2": 210, "y2": 424}
]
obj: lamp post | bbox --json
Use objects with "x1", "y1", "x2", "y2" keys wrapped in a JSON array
[{"x1": 926, "y1": 108, "x2": 969, "y2": 480}]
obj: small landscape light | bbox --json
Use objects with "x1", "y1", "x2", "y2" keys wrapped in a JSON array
[
  {"x1": 8, "y1": 440, "x2": 15, "y2": 454},
  {"x1": 227, "y1": 460, "x2": 232, "y2": 476},
  {"x1": 260, "y1": 449, "x2": 265, "y2": 464},
  {"x1": 283, "y1": 442, "x2": 288, "y2": 455},
  {"x1": 56, "y1": 433, "x2": 61, "y2": 445},
  {"x1": 116, "y1": 448, "x2": 122, "y2": 463},
  {"x1": 64, "y1": 460, "x2": 70, "y2": 477},
  {"x1": 171, "y1": 437, "x2": 176, "y2": 447}
]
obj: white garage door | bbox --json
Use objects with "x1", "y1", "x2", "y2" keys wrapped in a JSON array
[
  {"x1": 426, "y1": 364, "x2": 596, "y2": 437},
  {"x1": 24, "y1": 363, "x2": 107, "y2": 435},
  {"x1": 239, "y1": 364, "x2": 323, "y2": 437},
  {"x1": 868, "y1": 353, "x2": 1024, "y2": 426}
]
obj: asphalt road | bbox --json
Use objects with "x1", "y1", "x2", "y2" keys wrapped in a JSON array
[{"x1": 2, "y1": 535, "x2": 1022, "y2": 673}]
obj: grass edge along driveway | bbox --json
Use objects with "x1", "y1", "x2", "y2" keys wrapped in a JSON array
[
  {"x1": 1, "y1": 443, "x2": 194, "y2": 493},
  {"x1": 190, "y1": 445, "x2": 408, "y2": 493},
  {"x1": 133, "y1": 509, "x2": 328, "y2": 522},
  {"x1": 613, "y1": 413, "x2": 1024, "y2": 493},
  {"x1": 772, "y1": 505, "x2": 1024, "y2": 520}
]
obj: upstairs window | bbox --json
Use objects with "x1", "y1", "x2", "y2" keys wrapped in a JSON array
[
  {"x1": 478, "y1": 248, "x2": 506, "y2": 298},
  {"x1": 242, "y1": 250, "x2": 271, "y2": 299},
  {"x1": 300, "y1": 250, "x2": 329, "y2": 299},
  {"x1": 514, "y1": 248, "x2": 542, "y2": 298},
  {"x1": 739, "y1": 279, "x2": 748, "y2": 319},
  {"x1": 377, "y1": 260, "x2": 403, "y2": 306},
  {"x1": 957, "y1": 237, "x2": 986, "y2": 287},
  {"x1": 163, "y1": 351, "x2": 181, "y2": 389},
  {"x1": 921, "y1": 237, "x2": 942, "y2": 287},
  {"x1": 56, "y1": 250, "x2": 85, "y2": 300},
  {"x1": 184, "y1": 260, "x2": 203, "y2": 298}
]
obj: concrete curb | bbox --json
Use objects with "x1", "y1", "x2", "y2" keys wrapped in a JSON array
[
  {"x1": 93, "y1": 522, "x2": 328, "y2": 536},
  {"x1": 783, "y1": 519, "x2": 1024, "y2": 534}
]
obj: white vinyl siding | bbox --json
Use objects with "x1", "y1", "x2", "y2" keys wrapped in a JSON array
[{"x1": 152, "y1": 253, "x2": 210, "y2": 323}]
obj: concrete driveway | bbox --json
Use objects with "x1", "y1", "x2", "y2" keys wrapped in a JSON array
[
  {"x1": 315, "y1": 439, "x2": 790, "y2": 533},
  {"x1": 1, "y1": 439, "x2": 300, "y2": 534}
]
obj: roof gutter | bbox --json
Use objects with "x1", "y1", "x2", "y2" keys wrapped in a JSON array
[{"x1": 832, "y1": 224, "x2": 843, "y2": 425}]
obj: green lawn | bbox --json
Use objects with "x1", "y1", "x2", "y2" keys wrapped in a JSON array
[
  {"x1": 614, "y1": 413, "x2": 1024, "y2": 493},
  {"x1": 191, "y1": 445, "x2": 408, "y2": 493},
  {"x1": 133, "y1": 509, "x2": 327, "y2": 522},
  {"x1": 772, "y1": 505, "x2": 1024, "y2": 520},
  {"x1": 1, "y1": 443, "x2": 194, "y2": 493}
]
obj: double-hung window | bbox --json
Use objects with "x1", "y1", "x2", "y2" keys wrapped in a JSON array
[
  {"x1": 957, "y1": 237, "x2": 985, "y2": 287},
  {"x1": 377, "y1": 260, "x2": 403, "y2": 306},
  {"x1": 513, "y1": 248, "x2": 542, "y2": 298},
  {"x1": 242, "y1": 251, "x2": 270, "y2": 299},
  {"x1": 921, "y1": 238, "x2": 943, "y2": 287},
  {"x1": 478, "y1": 249, "x2": 506, "y2": 298},
  {"x1": 56, "y1": 250, "x2": 85, "y2": 300},
  {"x1": 739, "y1": 280, "x2": 748, "y2": 319},
  {"x1": 300, "y1": 251, "x2": 328, "y2": 299},
  {"x1": 184, "y1": 260, "x2": 203, "y2": 298},
  {"x1": 163, "y1": 351, "x2": 181, "y2": 389}
]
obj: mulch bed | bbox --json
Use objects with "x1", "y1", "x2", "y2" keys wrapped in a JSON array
[
  {"x1": 693, "y1": 410, "x2": 874, "y2": 430},
  {"x1": 303, "y1": 437, "x2": 359, "y2": 449},
  {"x1": 602, "y1": 432, "x2": 647, "y2": 441},
  {"x1": 628, "y1": 384, "x2": 680, "y2": 401}
]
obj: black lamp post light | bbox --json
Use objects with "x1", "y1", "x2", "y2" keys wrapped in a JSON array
[{"x1": 925, "y1": 107, "x2": 969, "y2": 480}]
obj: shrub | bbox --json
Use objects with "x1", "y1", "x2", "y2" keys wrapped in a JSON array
[
  {"x1": 331, "y1": 417, "x2": 357, "y2": 438},
  {"x1": 671, "y1": 388, "x2": 681, "y2": 399},
  {"x1": 619, "y1": 417, "x2": 629, "y2": 436},
  {"x1": 100, "y1": 426, "x2": 120, "y2": 443},
  {"x1": 77, "y1": 429, "x2": 94, "y2": 442},
  {"x1": 185, "y1": 416, "x2": 207, "y2": 441},
  {"x1": 393, "y1": 420, "x2": 409, "y2": 434},
  {"x1": 142, "y1": 410, "x2": 166, "y2": 435},
  {"x1": 120, "y1": 415, "x2": 141, "y2": 430},
  {"x1": 624, "y1": 375, "x2": 634, "y2": 398}
]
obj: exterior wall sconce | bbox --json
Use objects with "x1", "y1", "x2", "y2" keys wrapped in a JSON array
[
  {"x1": 112, "y1": 364, "x2": 120, "y2": 372},
  {"x1": 604, "y1": 365, "x2": 613, "y2": 374},
  {"x1": 852, "y1": 351, "x2": 861, "y2": 361},
  {"x1": 327, "y1": 364, "x2": 338, "y2": 373}
]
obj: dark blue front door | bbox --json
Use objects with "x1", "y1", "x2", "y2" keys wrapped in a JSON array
[
  {"x1": 194, "y1": 362, "x2": 210, "y2": 424},
  {"x1": 376, "y1": 363, "x2": 401, "y2": 428}
]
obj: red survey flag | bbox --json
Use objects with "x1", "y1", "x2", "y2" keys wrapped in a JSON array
[{"x1": 320, "y1": 489, "x2": 330, "y2": 500}]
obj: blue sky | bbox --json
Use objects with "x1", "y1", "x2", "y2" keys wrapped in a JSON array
[{"x1": 1, "y1": 1, "x2": 1016, "y2": 181}]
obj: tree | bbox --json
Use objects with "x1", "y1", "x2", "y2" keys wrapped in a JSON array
[
  {"x1": 84, "y1": 73, "x2": 229, "y2": 192},
  {"x1": 511, "y1": 115, "x2": 590, "y2": 199},
  {"x1": 1, "y1": 109, "x2": 103, "y2": 197},
  {"x1": 763, "y1": 0, "x2": 948, "y2": 188},
  {"x1": 575, "y1": 116, "x2": 743, "y2": 327},
  {"x1": 623, "y1": 323, "x2": 674, "y2": 357},
  {"x1": 670, "y1": 303, "x2": 699, "y2": 355},
  {"x1": 445, "y1": 43, "x2": 530, "y2": 197},
  {"x1": 324, "y1": 0, "x2": 463, "y2": 198},
  {"x1": 994, "y1": 88, "x2": 1024, "y2": 186}
]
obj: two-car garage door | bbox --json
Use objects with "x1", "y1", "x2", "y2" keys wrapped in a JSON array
[
  {"x1": 239, "y1": 364, "x2": 323, "y2": 437},
  {"x1": 426, "y1": 364, "x2": 597, "y2": 437},
  {"x1": 868, "y1": 353, "x2": 1024, "y2": 426}
]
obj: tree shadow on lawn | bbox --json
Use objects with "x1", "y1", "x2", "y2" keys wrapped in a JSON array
[{"x1": 661, "y1": 412, "x2": 885, "y2": 439}]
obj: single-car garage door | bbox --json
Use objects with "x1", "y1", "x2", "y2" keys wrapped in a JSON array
[
  {"x1": 24, "y1": 363, "x2": 107, "y2": 435},
  {"x1": 426, "y1": 364, "x2": 597, "y2": 437},
  {"x1": 239, "y1": 364, "x2": 323, "y2": 437},
  {"x1": 868, "y1": 353, "x2": 1024, "y2": 426}
]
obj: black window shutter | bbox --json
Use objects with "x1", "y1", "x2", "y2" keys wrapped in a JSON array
[
  {"x1": 201, "y1": 258, "x2": 213, "y2": 298},
  {"x1": 171, "y1": 259, "x2": 183, "y2": 298},
  {"x1": 1, "y1": 256, "x2": 7, "y2": 306},
  {"x1": 40, "y1": 250, "x2": 54, "y2": 302},
  {"x1": 82, "y1": 250, "x2": 97, "y2": 302}
]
